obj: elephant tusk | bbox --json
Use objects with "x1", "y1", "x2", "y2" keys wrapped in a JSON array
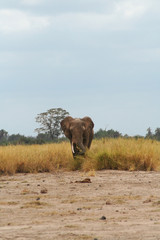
[{"x1": 71, "y1": 143, "x2": 75, "y2": 154}]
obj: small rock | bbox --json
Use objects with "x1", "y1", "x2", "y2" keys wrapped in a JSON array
[
  {"x1": 143, "y1": 199, "x2": 152, "y2": 203},
  {"x1": 40, "y1": 188, "x2": 48, "y2": 194},
  {"x1": 77, "y1": 208, "x2": 82, "y2": 211},
  {"x1": 100, "y1": 216, "x2": 106, "y2": 220},
  {"x1": 75, "y1": 178, "x2": 91, "y2": 183}
]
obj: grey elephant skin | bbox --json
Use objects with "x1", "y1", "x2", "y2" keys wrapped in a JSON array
[{"x1": 60, "y1": 116, "x2": 94, "y2": 157}]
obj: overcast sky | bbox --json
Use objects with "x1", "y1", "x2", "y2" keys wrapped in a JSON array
[{"x1": 1, "y1": 0, "x2": 160, "y2": 136}]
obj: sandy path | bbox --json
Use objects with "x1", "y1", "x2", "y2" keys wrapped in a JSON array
[{"x1": 0, "y1": 170, "x2": 160, "y2": 240}]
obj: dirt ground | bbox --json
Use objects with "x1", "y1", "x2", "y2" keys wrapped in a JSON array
[{"x1": 0, "y1": 170, "x2": 160, "y2": 240}]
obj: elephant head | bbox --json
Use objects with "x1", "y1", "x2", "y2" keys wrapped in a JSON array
[{"x1": 61, "y1": 116, "x2": 94, "y2": 157}]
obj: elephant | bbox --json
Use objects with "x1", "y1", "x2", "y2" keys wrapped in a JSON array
[{"x1": 60, "y1": 116, "x2": 94, "y2": 157}]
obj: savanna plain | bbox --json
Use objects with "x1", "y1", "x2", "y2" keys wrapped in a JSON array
[{"x1": 0, "y1": 139, "x2": 160, "y2": 240}]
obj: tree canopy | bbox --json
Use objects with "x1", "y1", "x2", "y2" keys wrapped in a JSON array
[
  {"x1": 35, "y1": 108, "x2": 69, "y2": 140},
  {"x1": 94, "y1": 128, "x2": 122, "y2": 139}
]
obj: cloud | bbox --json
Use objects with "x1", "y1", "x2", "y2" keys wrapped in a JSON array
[
  {"x1": 0, "y1": 9, "x2": 50, "y2": 34},
  {"x1": 0, "y1": 1, "x2": 151, "y2": 35},
  {"x1": 48, "y1": 0, "x2": 150, "y2": 32},
  {"x1": 114, "y1": 0, "x2": 149, "y2": 18},
  {"x1": 21, "y1": 0, "x2": 44, "y2": 6}
]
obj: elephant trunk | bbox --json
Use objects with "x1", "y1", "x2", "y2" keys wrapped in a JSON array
[
  {"x1": 71, "y1": 141, "x2": 86, "y2": 156},
  {"x1": 77, "y1": 142, "x2": 86, "y2": 154}
]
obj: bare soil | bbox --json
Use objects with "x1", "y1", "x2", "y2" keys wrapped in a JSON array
[{"x1": 0, "y1": 170, "x2": 160, "y2": 240}]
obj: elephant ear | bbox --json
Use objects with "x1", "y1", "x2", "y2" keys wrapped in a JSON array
[
  {"x1": 60, "y1": 116, "x2": 73, "y2": 139},
  {"x1": 82, "y1": 117, "x2": 94, "y2": 130}
]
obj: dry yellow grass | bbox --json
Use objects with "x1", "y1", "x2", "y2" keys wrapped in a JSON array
[
  {"x1": 0, "y1": 142, "x2": 73, "y2": 174},
  {"x1": 83, "y1": 138, "x2": 160, "y2": 172},
  {"x1": 0, "y1": 138, "x2": 160, "y2": 175}
]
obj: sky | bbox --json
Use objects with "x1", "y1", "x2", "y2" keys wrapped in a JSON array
[{"x1": 0, "y1": 0, "x2": 160, "y2": 137}]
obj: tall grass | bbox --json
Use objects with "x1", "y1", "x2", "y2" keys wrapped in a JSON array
[
  {"x1": 83, "y1": 138, "x2": 160, "y2": 172},
  {"x1": 0, "y1": 138, "x2": 160, "y2": 175},
  {"x1": 0, "y1": 142, "x2": 73, "y2": 175}
]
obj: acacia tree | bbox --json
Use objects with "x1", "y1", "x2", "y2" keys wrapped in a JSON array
[{"x1": 35, "y1": 108, "x2": 69, "y2": 140}]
